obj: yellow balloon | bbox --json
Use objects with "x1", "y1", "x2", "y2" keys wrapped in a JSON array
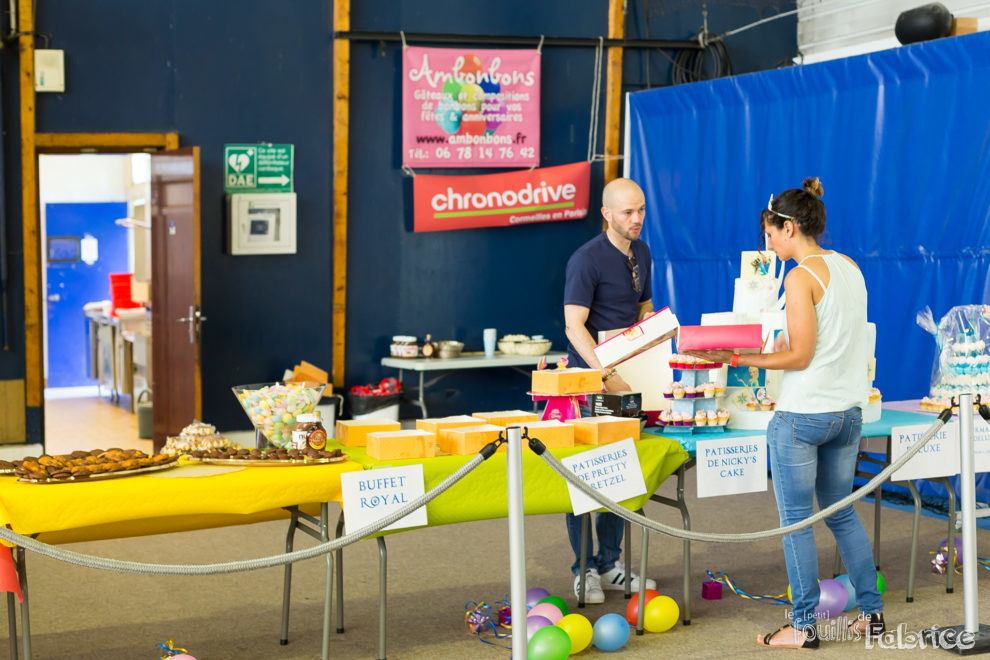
[
  {"x1": 643, "y1": 595, "x2": 679, "y2": 633},
  {"x1": 457, "y1": 83, "x2": 485, "y2": 112},
  {"x1": 556, "y1": 613, "x2": 593, "y2": 654}
]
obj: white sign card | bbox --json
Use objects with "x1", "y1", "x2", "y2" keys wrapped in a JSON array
[
  {"x1": 562, "y1": 438, "x2": 647, "y2": 516},
  {"x1": 696, "y1": 435, "x2": 767, "y2": 498},
  {"x1": 974, "y1": 418, "x2": 990, "y2": 474},
  {"x1": 340, "y1": 464, "x2": 428, "y2": 533},
  {"x1": 891, "y1": 423, "x2": 959, "y2": 481}
]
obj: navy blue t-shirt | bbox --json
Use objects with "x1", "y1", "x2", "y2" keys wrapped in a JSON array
[{"x1": 564, "y1": 233, "x2": 653, "y2": 368}]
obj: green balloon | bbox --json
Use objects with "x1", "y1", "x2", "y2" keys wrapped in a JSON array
[
  {"x1": 877, "y1": 573, "x2": 886, "y2": 594},
  {"x1": 441, "y1": 78, "x2": 462, "y2": 101},
  {"x1": 537, "y1": 595, "x2": 569, "y2": 617},
  {"x1": 528, "y1": 625, "x2": 571, "y2": 660}
]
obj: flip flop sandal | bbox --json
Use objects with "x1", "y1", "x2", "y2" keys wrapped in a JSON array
[
  {"x1": 758, "y1": 624, "x2": 820, "y2": 649},
  {"x1": 847, "y1": 613, "x2": 885, "y2": 639}
]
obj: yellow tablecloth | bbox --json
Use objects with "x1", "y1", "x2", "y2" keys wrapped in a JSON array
[
  {"x1": 328, "y1": 435, "x2": 689, "y2": 527},
  {"x1": 0, "y1": 460, "x2": 364, "y2": 544}
]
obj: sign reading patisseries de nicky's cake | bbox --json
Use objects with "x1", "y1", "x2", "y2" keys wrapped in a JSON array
[{"x1": 413, "y1": 161, "x2": 590, "y2": 232}]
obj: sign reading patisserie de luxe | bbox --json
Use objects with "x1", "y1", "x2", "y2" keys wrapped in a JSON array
[{"x1": 413, "y1": 161, "x2": 590, "y2": 232}]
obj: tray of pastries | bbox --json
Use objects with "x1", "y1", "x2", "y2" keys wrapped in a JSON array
[
  {"x1": 13, "y1": 449, "x2": 180, "y2": 483},
  {"x1": 163, "y1": 420, "x2": 235, "y2": 455},
  {"x1": 186, "y1": 446, "x2": 346, "y2": 466}
]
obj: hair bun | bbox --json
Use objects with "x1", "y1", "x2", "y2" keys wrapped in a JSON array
[{"x1": 802, "y1": 177, "x2": 824, "y2": 199}]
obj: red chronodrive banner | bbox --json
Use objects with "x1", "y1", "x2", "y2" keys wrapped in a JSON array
[
  {"x1": 403, "y1": 46, "x2": 541, "y2": 168},
  {"x1": 413, "y1": 161, "x2": 590, "y2": 232}
]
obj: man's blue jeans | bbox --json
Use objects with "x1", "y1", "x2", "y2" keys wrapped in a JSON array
[
  {"x1": 767, "y1": 407, "x2": 884, "y2": 631},
  {"x1": 565, "y1": 512, "x2": 623, "y2": 575}
]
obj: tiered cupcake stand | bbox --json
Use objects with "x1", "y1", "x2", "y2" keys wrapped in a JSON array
[{"x1": 661, "y1": 364, "x2": 727, "y2": 434}]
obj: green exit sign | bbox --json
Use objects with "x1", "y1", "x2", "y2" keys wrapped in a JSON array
[{"x1": 224, "y1": 144, "x2": 294, "y2": 193}]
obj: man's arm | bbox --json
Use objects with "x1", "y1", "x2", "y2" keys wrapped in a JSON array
[
  {"x1": 637, "y1": 299, "x2": 654, "y2": 321},
  {"x1": 564, "y1": 304, "x2": 632, "y2": 391}
]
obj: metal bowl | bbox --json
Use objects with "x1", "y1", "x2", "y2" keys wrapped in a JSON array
[{"x1": 437, "y1": 340, "x2": 464, "y2": 359}]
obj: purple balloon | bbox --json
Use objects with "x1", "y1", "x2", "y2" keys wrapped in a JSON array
[
  {"x1": 814, "y1": 578, "x2": 849, "y2": 620},
  {"x1": 526, "y1": 587, "x2": 551, "y2": 608},
  {"x1": 527, "y1": 615, "x2": 553, "y2": 642},
  {"x1": 941, "y1": 537, "x2": 963, "y2": 566}
]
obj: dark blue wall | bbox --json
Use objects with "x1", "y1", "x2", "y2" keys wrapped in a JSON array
[{"x1": 1, "y1": 1, "x2": 796, "y2": 432}]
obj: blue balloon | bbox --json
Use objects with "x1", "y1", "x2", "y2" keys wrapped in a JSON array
[
  {"x1": 479, "y1": 78, "x2": 501, "y2": 95},
  {"x1": 592, "y1": 613, "x2": 630, "y2": 652},
  {"x1": 435, "y1": 99, "x2": 461, "y2": 134},
  {"x1": 834, "y1": 574, "x2": 857, "y2": 611}
]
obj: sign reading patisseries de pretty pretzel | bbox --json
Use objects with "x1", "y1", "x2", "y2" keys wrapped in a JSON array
[{"x1": 413, "y1": 161, "x2": 590, "y2": 232}]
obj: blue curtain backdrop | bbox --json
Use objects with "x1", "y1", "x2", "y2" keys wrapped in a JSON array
[
  {"x1": 627, "y1": 31, "x2": 990, "y2": 404},
  {"x1": 627, "y1": 32, "x2": 990, "y2": 503}
]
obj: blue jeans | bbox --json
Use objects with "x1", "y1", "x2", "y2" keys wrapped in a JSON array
[
  {"x1": 767, "y1": 408, "x2": 883, "y2": 631},
  {"x1": 565, "y1": 512, "x2": 624, "y2": 575}
]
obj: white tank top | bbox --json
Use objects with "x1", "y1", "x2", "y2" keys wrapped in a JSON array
[{"x1": 777, "y1": 252, "x2": 869, "y2": 414}]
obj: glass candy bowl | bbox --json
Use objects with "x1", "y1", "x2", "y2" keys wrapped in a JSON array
[{"x1": 232, "y1": 382, "x2": 327, "y2": 448}]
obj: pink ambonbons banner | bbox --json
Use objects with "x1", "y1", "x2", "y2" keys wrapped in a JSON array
[{"x1": 402, "y1": 46, "x2": 541, "y2": 168}]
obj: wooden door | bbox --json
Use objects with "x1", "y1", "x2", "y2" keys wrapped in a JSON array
[{"x1": 149, "y1": 148, "x2": 202, "y2": 451}]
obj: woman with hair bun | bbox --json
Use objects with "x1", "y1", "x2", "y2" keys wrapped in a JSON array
[{"x1": 686, "y1": 177, "x2": 884, "y2": 649}]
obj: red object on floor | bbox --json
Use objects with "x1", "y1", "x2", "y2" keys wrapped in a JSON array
[{"x1": 0, "y1": 547, "x2": 23, "y2": 602}]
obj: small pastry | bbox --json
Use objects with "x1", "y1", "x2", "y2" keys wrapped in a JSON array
[{"x1": 694, "y1": 411, "x2": 706, "y2": 426}]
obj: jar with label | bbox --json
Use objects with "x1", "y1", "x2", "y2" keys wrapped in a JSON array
[
  {"x1": 290, "y1": 412, "x2": 327, "y2": 451},
  {"x1": 390, "y1": 335, "x2": 419, "y2": 358}
]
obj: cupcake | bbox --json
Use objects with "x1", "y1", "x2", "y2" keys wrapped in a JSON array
[
  {"x1": 714, "y1": 383, "x2": 726, "y2": 397},
  {"x1": 673, "y1": 385, "x2": 685, "y2": 399},
  {"x1": 746, "y1": 398, "x2": 758, "y2": 410},
  {"x1": 702, "y1": 383, "x2": 715, "y2": 398},
  {"x1": 659, "y1": 410, "x2": 671, "y2": 426},
  {"x1": 663, "y1": 383, "x2": 674, "y2": 399},
  {"x1": 668, "y1": 354, "x2": 680, "y2": 370},
  {"x1": 695, "y1": 411, "x2": 706, "y2": 426},
  {"x1": 760, "y1": 398, "x2": 772, "y2": 411},
  {"x1": 718, "y1": 409, "x2": 730, "y2": 425},
  {"x1": 707, "y1": 410, "x2": 719, "y2": 426},
  {"x1": 683, "y1": 356, "x2": 696, "y2": 369},
  {"x1": 684, "y1": 385, "x2": 697, "y2": 398}
]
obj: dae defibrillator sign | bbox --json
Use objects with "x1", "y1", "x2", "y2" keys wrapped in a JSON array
[{"x1": 223, "y1": 144, "x2": 294, "y2": 193}]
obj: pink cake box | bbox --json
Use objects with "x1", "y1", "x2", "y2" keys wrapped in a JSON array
[{"x1": 677, "y1": 324, "x2": 764, "y2": 352}]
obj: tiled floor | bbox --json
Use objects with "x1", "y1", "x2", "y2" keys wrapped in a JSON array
[{"x1": 43, "y1": 394, "x2": 151, "y2": 455}]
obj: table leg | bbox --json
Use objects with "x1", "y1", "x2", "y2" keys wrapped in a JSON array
[
  {"x1": 280, "y1": 507, "x2": 300, "y2": 645},
  {"x1": 623, "y1": 520, "x2": 632, "y2": 599},
  {"x1": 321, "y1": 503, "x2": 332, "y2": 660},
  {"x1": 7, "y1": 591, "x2": 17, "y2": 660},
  {"x1": 873, "y1": 481, "x2": 882, "y2": 569},
  {"x1": 335, "y1": 511, "x2": 345, "y2": 633},
  {"x1": 378, "y1": 537, "x2": 387, "y2": 660},
  {"x1": 418, "y1": 372, "x2": 427, "y2": 419},
  {"x1": 649, "y1": 461, "x2": 692, "y2": 625},
  {"x1": 937, "y1": 477, "x2": 956, "y2": 593},
  {"x1": 15, "y1": 547, "x2": 29, "y2": 660},
  {"x1": 577, "y1": 514, "x2": 589, "y2": 607},
  {"x1": 906, "y1": 480, "x2": 922, "y2": 602},
  {"x1": 636, "y1": 521, "x2": 649, "y2": 635}
]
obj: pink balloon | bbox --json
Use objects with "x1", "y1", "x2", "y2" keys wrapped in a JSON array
[
  {"x1": 171, "y1": 656, "x2": 197, "y2": 660},
  {"x1": 528, "y1": 602, "x2": 563, "y2": 624}
]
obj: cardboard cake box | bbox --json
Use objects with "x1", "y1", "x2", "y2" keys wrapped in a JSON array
[
  {"x1": 531, "y1": 368, "x2": 602, "y2": 395},
  {"x1": 677, "y1": 324, "x2": 764, "y2": 353},
  {"x1": 507, "y1": 419, "x2": 575, "y2": 449},
  {"x1": 588, "y1": 391, "x2": 642, "y2": 418},
  {"x1": 335, "y1": 419, "x2": 402, "y2": 446},
  {"x1": 366, "y1": 429, "x2": 436, "y2": 460},
  {"x1": 593, "y1": 307, "x2": 679, "y2": 369},
  {"x1": 437, "y1": 424, "x2": 504, "y2": 455},
  {"x1": 415, "y1": 415, "x2": 486, "y2": 434},
  {"x1": 472, "y1": 410, "x2": 539, "y2": 427},
  {"x1": 565, "y1": 415, "x2": 640, "y2": 446}
]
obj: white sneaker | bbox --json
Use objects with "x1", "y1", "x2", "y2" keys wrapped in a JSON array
[
  {"x1": 599, "y1": 565, "x2": 656, "y2": 592},
  {"x1": 573, "y1": 569, "x2": 605, "y2": 604}
]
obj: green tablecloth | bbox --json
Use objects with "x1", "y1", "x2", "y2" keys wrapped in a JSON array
[{"x1": 328, "y1": 436, "x2": 689, "y2": 527}]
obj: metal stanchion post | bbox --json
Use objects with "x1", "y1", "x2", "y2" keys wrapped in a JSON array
[
  {"x1": 506, "y1": 425, "x2": 528, "y2": 660},
  {"x1": 933, "y1": 393, "x2": 990, "y2": 653}
]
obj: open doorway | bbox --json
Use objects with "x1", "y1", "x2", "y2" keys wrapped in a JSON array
[{"x1": 40, "y1": 153, "x2": 152, "y2": 455}]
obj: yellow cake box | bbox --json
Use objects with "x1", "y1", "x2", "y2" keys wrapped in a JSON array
[
  {"x1": 565, "y1": 415, "x2": 640, "y2": 446},
  {"x1": 415, "y1": 415, "x2": 484, "y2": 434},
  {"x1": 335, "y1": 419, "x2": 402, "y2": 447},
  {"x1": 437, "y1": 424, "x2": 505, "y2": 455},
  {"x1": 531, "y1": 368, "x2": 602, "y2": 395},
  {"x1": 366, "y1": 429, "x2": 437, "y2": 460},
  {"x1": 472, "y1": 409, "x2": 539, "y2": 427},
  {"x1": 506, "y1": 419, "x2": 575, "y2": 449}
]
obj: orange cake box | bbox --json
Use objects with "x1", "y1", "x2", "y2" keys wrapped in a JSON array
[
  {"x1": 565, "y1": 415, "x2": 640, "y2": 446},
  {"x1": 415, "y1": 415, "x2": 484, "y2": 434},
  {"x1": 437, "y1": 424, "x2": 504, "y2": 455},
  {"x1": 335, "y1": 419, "x2": 402, "y2": 446},
  {"x1": 531, "y1": 368, "x2": 602, "y2": 395},
  {"x1": 366, "y1": 429, "x2": 437, "y2": 460},
  {"x1": 507, "y1": 419, "x2": 575, "y2": 449},
  {"x1": 472, "y1": 409, "x2": 539, "y2": 427}
]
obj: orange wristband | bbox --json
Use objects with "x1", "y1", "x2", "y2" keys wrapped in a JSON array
[{"x1": 730, "y1": 353, "x2": 740, "y2": 367}]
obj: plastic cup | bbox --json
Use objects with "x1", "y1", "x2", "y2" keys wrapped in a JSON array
[{"x1": 483, "y1": 328, "x2": 497, "y2": 357}]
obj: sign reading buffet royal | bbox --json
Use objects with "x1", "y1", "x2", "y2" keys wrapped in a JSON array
[
  {"x1": 413, "y1": 161, "x2": 590, "y2": 232},
  {"x1": 340, "y1": 464, "x2": 428, "y2": 533},
  {"x1": 403, "y1": 46, "x2": 540, "y2": 168}
]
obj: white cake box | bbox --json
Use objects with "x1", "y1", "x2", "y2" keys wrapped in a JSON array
[{"x1": 593, "y1": 307, "x2": 679, "y2": 369}]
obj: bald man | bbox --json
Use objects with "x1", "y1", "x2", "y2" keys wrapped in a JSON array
[{"x1": 561, "y1": 177, "x2": 657, "y2": 602}]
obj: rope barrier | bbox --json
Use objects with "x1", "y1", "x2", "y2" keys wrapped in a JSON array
[
  {"x1": 529, "y1": 409, "x2": 953, "y2": 543},
  {"x1": 0, "y1": 447, "x2": 497, "y2": 576}
]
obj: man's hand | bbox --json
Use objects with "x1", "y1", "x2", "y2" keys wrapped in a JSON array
[{"x1": 604, "y1": 373, "x2": 632, "y2": 392}]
